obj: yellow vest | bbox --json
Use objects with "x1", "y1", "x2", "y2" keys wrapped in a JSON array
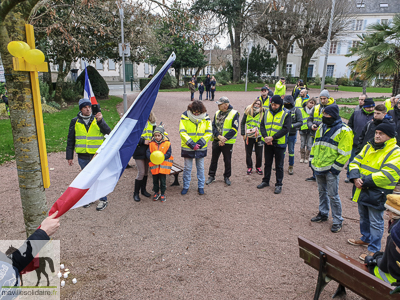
[
  {"x1": 300, "y1": 108, "x2": 309, "y2": 130},
  {"x1": 75, "y1": 119, "x2": 104, "y2": 154},
  {"x1": 385, "y1": 98, "x2": 394, "y2": 112},
  {"x1": 264, "y1": 109, "x2": 289, "y2": 145},
  {"x1": 141, "y1": 121, "x2": 153, "y2": 140},
  {"x1": 179, "y1": 113, "x2": 212, "y2": 151},
  {"x1": 215, "y1": 109, "x2": 239, "y2": 144},
  {"x1": 258, "y1": 96, "x2": 269, "y2": 109}
]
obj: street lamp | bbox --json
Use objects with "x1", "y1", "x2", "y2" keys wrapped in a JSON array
[
  {"x1": 245, "y1": 41, "x2": 253, "y2": 92},
  {"x1": 321, "y1": 0, "x2": 336, "y2": 91},
  {"x1": 119, "y1": 0, "x2": 127, "y2": 113}
]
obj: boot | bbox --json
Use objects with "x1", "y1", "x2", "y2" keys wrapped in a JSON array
[
  {"x1": 300, "y1": 149, "x2": 305, "y2": 163},
  {"x1": 288, "y1": 166, "x2": 294, "y2": 175},
  {"x1": 133, "y1": 179, "x2": 141, "y2": 202},
  {"x1": 304, "y1": 150, "x2": 310, "y2": 163},
  {"x1": 141, "y1": 176, "x2": 151, "y2": 197}
]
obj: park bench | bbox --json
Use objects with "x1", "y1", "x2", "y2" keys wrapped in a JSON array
[
  {"x1": 170, "y1": 162, "x2": 184, "y2": 186},
  {"x1": 324, "y1": 84, "x2": 339, "y2": 91},
  {"x1": 298, "y1": 236, "x2": 400, "y2": 300}
]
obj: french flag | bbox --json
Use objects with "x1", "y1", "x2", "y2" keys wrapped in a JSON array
[
  {"x1": 84, "y1": 64, "x2": 98, "y2": 105},
  {"x1": 49, "y1": 53, "x2": 176, "y2": 217}
]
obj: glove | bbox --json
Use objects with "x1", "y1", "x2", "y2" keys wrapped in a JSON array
[{"x1": 193, "y1": 144, "x2": 200, "y2": 151}]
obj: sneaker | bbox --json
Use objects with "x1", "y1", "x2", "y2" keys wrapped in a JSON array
[
  {"x1": 359, "y1": 252, "x2": 374, "y2": 261},
  {"x1": 224, "y1": 177, "x2": 231, "y2": 186},
  {"x1": 96, "y1": 200, "x2": 108, "y2": 211},
  {"x1": 344, "y1": 178, "x2": 350, "y2": 183},
  {"x1": 160, "y1": 195, "x2": 166, "y2": 202},
  {"x1": 83, "y1": 202, "x2": 92, "y2": 208},
  {"x1": 299, "y1": 158, "x2": 304, "y2": 163},
  {"x1": 247, "y1": 168, "x2": 252, "y2": 175},
  {"x1": 274, "y1": 186, "x2": 282, "y2": 194},
  {"x1": 256, "y1": 168, "x2": 263, "y2": 175},
  {"x1": 257, "y1": 182, "x2": 269, "y2": 189},
  {"x1": 331, "y1": 223, "x2": 342, "y2": 233},
  {"x1": 304, "y1": 159, "x2": 309, "y2": 163},
  {"x1": 153, "y1": 193, "x2": 160, "y2": 201},
  {"x1": 198, "y1": 188, "x2": 204, "y2": 195},
  {"x1": 311, "y1": 212, "x2": 328, "y2": 222},
  {"x1": 181, "y1": 189, "x2": 188, "y2": 195},
  {"x1": 288, "y1": 166, "x2": 293, "y2": 175},
  {"x1": 206, "y1": 176, "x2": 215, "y2": 185},
  {"x1": 305, "y1": 177, "x2": 316, "y2": 182},
  {"x1": 347, "y1": 239, "x2": 369, "y2": 247}
]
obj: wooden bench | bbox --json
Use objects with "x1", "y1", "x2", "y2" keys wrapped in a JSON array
[
  {"x1": 170, "y1": 162, "x2": 184, "y2": 186},
  {"x1": 325, "y1": 84, "x2": 339, "y2": 91},
  {"x1": 298, "y1": 236, "x2": 400, "y2": 300}
]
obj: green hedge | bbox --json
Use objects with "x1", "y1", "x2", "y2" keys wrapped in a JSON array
[
  {"x1": 76, "y1": 66, "x2": 109, "y2": 99},
  {"x1": 139, "y1": 78, "x2": 151, "y2": 90}
]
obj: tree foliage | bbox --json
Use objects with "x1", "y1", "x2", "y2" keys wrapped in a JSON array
[
  {"x1": 76, "y1": 66, "x2": 109, "y2": 99},
  {"x1": 241, "y1": 44, "x2": 278, "y2": 77}
]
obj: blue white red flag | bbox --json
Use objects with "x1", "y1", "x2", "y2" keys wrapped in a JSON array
[
  {"x1": 49, "y1": 53, "x2": 176, "y2": 217},
  {"x1": 84, "y1": 64, "x2": 98, "y2": 105}
]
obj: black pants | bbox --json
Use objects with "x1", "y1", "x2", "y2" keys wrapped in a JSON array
[
  {"x1": 263, "y1": 145, "x2": 285, "y2": 186},
  {"x1": 245, "y1": 137, "x2": 263, "y2": 169},
  {"x1": 152, "y1": 174, "x2": 167, "y2": 194},
  {"x1": 208, "y1": 141, "x2": 233, "y2": 178},
  {"x1": 211, "y1": 90, "x2": 215, "y2": 100}
]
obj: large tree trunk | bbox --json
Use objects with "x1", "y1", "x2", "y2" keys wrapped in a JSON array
[
  {"x1": 362, "y1": 80, "x2": 368, "y2": 95},
  {"x1": 53, "y1": 59, "x2": 71, "y2": 104},
  {"x1": 299, "y1": 46, "x2": 317, "y2": 85},
  {"x1": 0, "y1": 10, "x2": 48, "y2": 237},
  {"x1": 393, "y1": 72, "x2": 400, "y2": 97},
  {"x1": 230, "y1": 23, "x2": 242, "y2": 83},
  {"x1": 276, "y1": 48, "x2": 288, "y2": 78},
  {"x1": 175, "y1": 68, "x2": 180, "y2": 86}
]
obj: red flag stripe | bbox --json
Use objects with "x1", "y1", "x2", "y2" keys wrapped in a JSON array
[{"x1": 49, "y1": 187, "x2": 90, "y2": 218}]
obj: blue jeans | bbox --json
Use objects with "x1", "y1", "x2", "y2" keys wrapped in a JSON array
[
  {"x1": 183, "y1": 157, "x2": 205, "y2": 189},
  {"x1": 346, "y1": 148, "x2": 357, "y2": 178},
  {"x1": 190, "y1": 92, "x2": 194, "y2": 100},
  {"x1": 78, "y1": 157, "x2": 107, "y2": 202},
  {"x1": 287, "y1": 135, "x2": 297, "y2": 166},
  {"x1": 206, "y1": 90, "x2": 211, "y2": 99},
  {"x1": 199, "y1": 92, "x2": 203, "y2": 100},
  {"x1": 315, "y1": 172, "x2": 343, "y2": 225},
  {"x1": 358, "y1": 203, "x2": 384, "y2": 253}
]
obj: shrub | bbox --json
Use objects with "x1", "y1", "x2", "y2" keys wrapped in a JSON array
[
  {"x1": 170, "y1": 76, "x2": 178, "y2": 88},
  {"x1": 139, "y1": 78, "x2": 151, "y2": 90},
  {"x1": 215, "y1": 69, "x2": 232, "y2": 82},
  {"x1": 47, "y1": 101, "x2": 61, "y2": 110},
  {"x1": 0, "y1": 82, "x2": 5, "y2": 96},
  {"x1": 219, "y1": 79, "x2": 228, "y2": 85},
  {"x1": 39, "y1": 77, "x2": 55, "y2": 104},
  {"x1": 238, "y1": 79, "x2": 245, "y2": 84},
  {"x1": 324, "y1": 76, "x2": 335, "y2": 85},
  {"x1": 337, "y1": 76, "x2": 349, "y2": 86},
  {"x1": 76, "y1": 66, "x2": 109, "y2": 99},
  {"x1": 154, "y1": 65, "x2": 173, "y2": 89},
  {"x1": 314, "y1": 74, "x2": 321, "y2": 86},
  {"x1": 257, "y1": 78, "x2": 264, "y2": 84},
  {"x1": 62, "y1": 80, "x2": 82, "y2": 103}
]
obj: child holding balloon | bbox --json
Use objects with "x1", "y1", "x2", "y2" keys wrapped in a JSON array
[{"x1": 146, "y1": 124, "x2": 173, "y2": 202}]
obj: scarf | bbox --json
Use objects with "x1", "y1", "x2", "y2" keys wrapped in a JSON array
[
  {"x1": 305, "y1": 106, "x2": 313, "y2": 115},
  {"x1": 216, "y1": 109, "x2": 232, "y2": 135},
  {"x1": 80, "y1": 113, "x2": 91, "y2": 125},
  {"x1": 187, "y1": 110, "x2": 206, "y2": 124}
]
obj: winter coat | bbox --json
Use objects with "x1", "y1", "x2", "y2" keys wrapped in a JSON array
[
  {"x1": 348, "y1": 108, "x2": 374, "y2": 146},
  {"x1": 283, "y1": 96, "x2": 302, "y2": 136},
  {"x1": 204, "y1": 75, "x2": 211, "y2": 91},
  {"x1": 388, "y1": 105, "x2": 400, "y2": 146},
  {"x1": 198, "y1": 85, "x2": 205, "y2": 93}
]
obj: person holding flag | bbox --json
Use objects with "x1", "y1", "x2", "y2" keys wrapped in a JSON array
[
  {"x1": 66, "y1": 98, "x2": 111, "y2": 210},
  {"x1": 84, "y1": 64, "x2": 101, "y2": 114}
]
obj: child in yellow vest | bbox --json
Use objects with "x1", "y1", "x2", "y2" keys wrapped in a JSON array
[{"x1": 146, "y1": 125, "x2": 173, "y2": 202}]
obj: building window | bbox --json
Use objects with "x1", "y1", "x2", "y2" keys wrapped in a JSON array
[
  {"x1": 329, "y1": 41, "x2": 337, "y2": 54},
  {"x1": 380, "y1": 3, "x2": 388, "y2": 8},
  {"x1": 81, "y1": 59, "x2": 87, "y2": 69},
  {"x1": 326, "y1": 65, "x2": 334, "y2": 77},
  {"x1": 268, "y1": 43, "x2": 274, "y2": 54},
  {"x1": 289, "y1": 44, "x2": 294, "y2": 54},
  {"x1": 144, "y1": 63, "x2": 149, "y2": 74},
  {"x1": 95, "y1": 59, "x2": 103, "y2": 70},
  {"x1": 352, "y1": 40, "x2": 360, "y2": 48},
  {"x1": 108, "y1": 59, "x2": 116, "y2": 70},
  {"x1": 356, "y1": 2, "x2": 365, "y2": 8},
  {"x1": 286, "y1": 64, "x2": 292, "y2": 75},
  {"x1": 381, "y1": 19, "x2": 388, "y2": 25},
  {"x1": 355, "y1": 19, "x2": 363, "y2": 31}
]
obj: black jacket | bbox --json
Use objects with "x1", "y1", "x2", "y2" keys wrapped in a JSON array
[
  {"x1": 66, "y1": 113, "x2": 111, "y2": 160},
  {"x1": 260, "y1": 105, "x2": 291, "y2": 148},
  {"x1": 283, "y1": 96, "x2": 302, "y2": 136},
  {"x1": 198, "y1": 85, "x2": 205, "y2": 93},
  {"x1": 355, "y1": 116, "x2": 394, "y2": 154},
  {"x1": 132, "y1": 125, "x2": 155, "y2": 160},
  {"x1": 204, "y1": 75, "x2": 211, "y2": 91},
  {"x1": 212, "y1": 105, "x2": 240, "y2": 141},
  {"x1": 388, "y1": 105, "x2": 400, "y2": 146},
  {"x1": 348, "y1": 109, "x2": 374, "y2": 146}
]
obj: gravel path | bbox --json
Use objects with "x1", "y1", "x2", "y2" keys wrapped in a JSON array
[{"x1": 0, "y1": 90, "x2": 392, "y2": 299}]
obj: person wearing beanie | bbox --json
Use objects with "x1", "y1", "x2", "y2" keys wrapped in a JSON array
[
  {"x1": 257, "y1": 94, "x2": 292, "y2": 194},
  {"x1": 305, "y1": 89, "x2": 336, "y2": 182},
  {"x1": 274, "y1": 77, "x2": 286, "y2": 97},
  {"x1": 310, "y1": 104, "x2": 353, "y2": 233},
  {"x1": 283, "y1": 95, "x2": 302, "y2": 175},
  {"x1": 345, "y1": 98, "x2": 375, "y2": 183},
  {"x1": 206, "y1": 97, "x2": 240, "y2": 186},
  {"x1": 348, "y1": 123, "x2": 400, "y2": 260},
  {"x1": 146, "y1": 124, "x2": 173, "y2": 203},
  {"x1": 66, "y1": 98, "x2": 111, "y2": 211},
  {"x1": 299, "y1": 98, "x2": 317, "y2": 163},
  {"x1": 258, "y1": 86, "x2": 271, "y2": 108},
  {"x1": 364, "y1": 219, "x2": 400, "y2": 284},
  {"x1": 132, "y1": 111, "x2": 156, "y2": 202}
]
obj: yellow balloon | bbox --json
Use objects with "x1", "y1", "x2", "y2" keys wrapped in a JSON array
[
  {"x1": 24, "y1": 49, "x2": 45, "y2": 65},
  {"x1": 150, "y1": 150, "x2": 165, "y2": 165},
  {"x1": 7, "y1": 41, "x2": 30, "y2": 58}
]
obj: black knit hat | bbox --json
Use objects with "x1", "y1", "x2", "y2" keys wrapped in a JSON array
[
  {"x1": 323, "y1": 104, "x2": 340, "y2": 120},
  {"x1": 363, "y1": 98, "x2": 375, "y2": 108},
  {"x1": 270, "y1": 95, "x2": 283, "y2": 106},
  {"x1": 376, "y1": 121, "x2": 396, "y2": 138},
  {"x1": 391, "y1": 220, "x2": 400, "y2": 248}
]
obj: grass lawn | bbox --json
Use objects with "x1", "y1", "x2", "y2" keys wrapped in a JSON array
[
  {"x1": 308, "y1": 85, "x2": 392, "y2": 93},
  {"x1": 336, "y1": 97, "x2": 387, "y2": 105},
  {"x1": 339, "y1": 106, "x2": 355, "y2": 120},
  {"x1": 0, "y1": 96, "x2": 122, "y2": 165},
  {"x1": 161, "y1": 82, "x2": 264, "y2": 92}
]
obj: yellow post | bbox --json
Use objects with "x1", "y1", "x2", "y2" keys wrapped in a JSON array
[{"x1": 11, "y1": 24, "x2": 51, "y2": 188}]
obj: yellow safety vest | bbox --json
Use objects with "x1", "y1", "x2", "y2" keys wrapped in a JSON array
[
  {"x1": 179, "y1": 113, "x2": 213, "y2": 151},
  {"x1": 300, "y1": 108, "x2": 309, "y2": 130},
  {"x1": 141, "y1": 121, "x2": 153, "y2": 140},
  {"x1": 264, "y1": 109, "x2": 289, "y2": 145},
  {"x1": 75, "y1": 119, "x2": 104, "y2": 154},
  {"x1": 385, "y1": 98, "x2": 394, "y2": 112},
  {"x1": 214, "y1": 109, "x2": 239, "y2": 144},
  {"x1": 313, "y1": 98, "x2": 335, "y2": 123},
  {"x1": 258, "y1": 96, "x2": 269, "y2": 109},
  {"x1": 374, "y1": 266, "x2": 397, "y2": 284}
]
